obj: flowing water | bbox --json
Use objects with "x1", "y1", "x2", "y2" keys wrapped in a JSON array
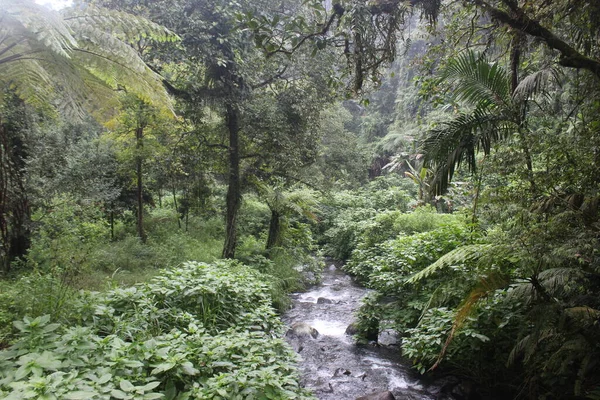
[{"x1": 283, "y1": 263, "x2": 439, "y2": 400}]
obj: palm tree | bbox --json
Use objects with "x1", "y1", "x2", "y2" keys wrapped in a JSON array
[
  {"x1": 421, "y1": 50, "x2": 560, "y2": 195},
  {"x1": 421, "y1": 51, "x2": 519, "y2": 195}
]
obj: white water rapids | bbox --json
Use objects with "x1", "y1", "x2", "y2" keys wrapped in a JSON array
[{"x1": 283, "y1": 263, "x2": 438, "y2": 400}]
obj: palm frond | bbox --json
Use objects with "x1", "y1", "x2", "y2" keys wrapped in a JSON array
[
  {"x1": 443, "y1": 50, "x2": 511, "y2": 109},
  {"x1": 422, "y1": 107, "x2": 512, "y2": 194},
  {"x1": 512, "y1": 67, "x2": 561, "y2": 102}
]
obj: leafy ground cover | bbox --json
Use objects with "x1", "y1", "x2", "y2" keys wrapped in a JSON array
[{"x1": 0, "y1": 261, "x2": 314, "y2": 400}]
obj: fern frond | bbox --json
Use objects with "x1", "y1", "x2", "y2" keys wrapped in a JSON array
[
  {"x1": 507, "y1": 328, "x2": 558, "y2": 366},
  {"x1": 562, "y1": 306, "x2": 600, "y2": 325},
  {"x1": 430, "y1": 271, "x2": 510, "y2": 370},
  {"x1": 538, "y1": 267, "x2": 585, "y2": 297},
  {"x1": 406, "y1": 244, "x2": 493, "y2": 284},
  {"x1": 0, "y1": 0, "x2": 176, "y2": 120}
]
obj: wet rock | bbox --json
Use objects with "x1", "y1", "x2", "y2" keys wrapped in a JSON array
[
  {"x1": 433, "y1": 376, "x2": 481, "y2": 400},
  {"x1": 328, "y1": 264, "x2": 337, "y2": 271},
  {"x1": 317, "y1": 297, "x2": 334, "y2": 304},
  {"x1": 356, "y1": 391, "x2": 395, "y2": 400},
  {"x1": 286, "y1": 322, "x2": 319, "y2": 353},
  {"x1": 345, "y1": 322, "x2": 359, "y2": 335},
  {"x1": 286, "y1": 322, "x2": 319, "y2": 339},
  {"x1": 313, "y1": 377, "x2": 334, "y2": 393},
  {"x1": 334, "y1": 368, "x2": 352, "y2": 377},
  {"x1": 377, "y1": 329, "x2": 400, "y2": 346}
]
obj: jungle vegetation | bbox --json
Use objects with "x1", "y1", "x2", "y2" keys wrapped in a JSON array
[{"x1": 0, "y1": 0, "x2": 599, "y2": 399}]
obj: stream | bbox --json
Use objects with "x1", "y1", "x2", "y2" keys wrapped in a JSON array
[{"x1": 283, "y1": 262, "x2": 440, "y2": 400}]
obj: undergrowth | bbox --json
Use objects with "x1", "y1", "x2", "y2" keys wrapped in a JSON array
[{"x1": 0, "y1": 261, "x2": 314, "y2": 399}]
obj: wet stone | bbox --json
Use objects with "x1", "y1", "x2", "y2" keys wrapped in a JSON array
[
  {"x1": 378, "y1": 329, "x2": 400, "y2": 346},
  {"x1": 356, "y1": 391, "x2": 396, "y2": 400},
  {"x1": 317, "y1": 297, "x2": 334, "y2": 304},
  {"x1": 334, "y1": 368, "x2": 352, "y2": 377},
  {"x1": 345, "y1": 322, "x2": 359, "y2": 336}
]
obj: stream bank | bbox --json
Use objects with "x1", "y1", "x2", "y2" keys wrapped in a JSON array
[{"x1": 283, "y1": 262, "x2": 441, "y2": 400}]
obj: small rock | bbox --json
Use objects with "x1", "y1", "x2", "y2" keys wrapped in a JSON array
[
  {"x1": 286, "y1": 322, "x2": 319, "y2": 339},
  {"x1": 377, "y1": 329, "x2": 400, "y2": 346},
  {"x1": 345, "y1": 322, "x2": 359, "y2": 336},
  {"x1": 356, "y1": 391, "x2": 395, "y2": 400},
  {"x1": 317, "y1": 297, "x2": 334, "y2": 304},
  {"x1": 314, "y1": 382, "x2": 334, "y2": 393},
  {"x1": 328, "y1": 264, "x2": 337, "y2": 271},
  {"x1": 333, "y1": 368, "x2": 352, "y2": 377}
]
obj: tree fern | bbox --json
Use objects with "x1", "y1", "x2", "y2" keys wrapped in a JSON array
[
  {"x1": 406, "y1": 244, "x2": 493, "y2": 284},
  {"x1": 0, "y1": 0, "x2": 177, "y2": 120}
]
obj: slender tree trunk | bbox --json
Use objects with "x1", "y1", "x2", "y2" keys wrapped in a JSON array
[
  {"x1": 172, "y1": 184, "x2": 181, "y2": 229},
  {"x1": 266, "y1": 209, "x2": 281, "y2": 250},
  {"x1": 0, "y1": 121, "x2": 10, "y2": 273},
  {"x1": 136, "y1": 126, "x2": 147, "y2": 243},
  {"x1": 511, "y1": 31, "x2": 537, "y2": 194},
  {"x1": 185, "y1": 210, "x2": 189, "y2": 232},
  {"x1": 222, "y1": 102, "x2": 241, "y2": 259},
  {"x1": 0, "y1": 118, "x2": 30, "y2": 273},
  {"x1": 109, "y1": 208, "x2": 115, "y2": 241}
]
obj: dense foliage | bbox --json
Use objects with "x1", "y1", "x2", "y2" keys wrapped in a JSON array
[
  {"x1": 0, "y1": 261, "x2": 313, "y2": 399},
  {"x1": 1, "y1": 0, "x2": 600, "y2": 398}
]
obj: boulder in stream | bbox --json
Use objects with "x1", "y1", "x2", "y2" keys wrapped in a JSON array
[
  {"x1": 345, "y1": 322, "x2": 359, "y2": 335},
  {"x1": 317, "y1": 297, "x2": 334, "y2": 304},
  {"x1": 286, "y1": 322, "x2": 319, "y2": 339},
  {"x1": 377, "y1": 329, "x2": 400, "y2": 346},
  {"x1": 356, "y1": 391, "x2": 395, "y2": 400}
]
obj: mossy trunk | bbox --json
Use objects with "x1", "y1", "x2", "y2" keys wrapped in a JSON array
[
  {"x1": 136, "y1": 126, "x2": 146, "y2": 243},
  {"x1": 222, "y1": 102, "x2": 241, "y2": 259},
  {"x1": 266, "y1": 209, "x2": 281, "y2": 251}
]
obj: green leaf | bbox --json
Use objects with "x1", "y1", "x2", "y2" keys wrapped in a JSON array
[
  {"x1": 181, "y1": 362, "x2": 199, "y2": 375},
  {"x1": 141, "y1": 381, "x2": 161, "y2": 391},
  {"x1": 63, "y1": 391, "x2": 97, "y2": 400},
  {"x1": 120, "y1": 380, "x2": 135, "y2": 392}
]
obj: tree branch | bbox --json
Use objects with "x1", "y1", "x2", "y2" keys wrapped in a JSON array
[
  {"x1": 251, "y1": 65, "x2": 288, "y2": 89},
  {"x1": 475, "y1": 0, "x2": 600, "y2": 79}
]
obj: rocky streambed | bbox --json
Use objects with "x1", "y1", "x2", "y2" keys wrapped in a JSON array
[{"x1": 283, "y1": 263, "x2": 441, "y2": 400}]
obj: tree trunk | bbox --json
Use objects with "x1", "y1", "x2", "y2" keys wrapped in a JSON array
[
  {"x1": 172, "y1": 184, "x2": 181, "y2": 229},
  {"x1": 110, "y1": 208, "x2": 115, "y2": 241},
  {"x1": 0, "y1": 118, "x2": 30, "y2": 273},
  {"x1": 136, "y1": 126, "x2": 147, "y2": 243},
  {"x1": 266, "y1": 209, "x2": 281, "y2": 250},
  {"x1": 511, "y1": 31, "x2": 537, "y2": 194},
  {"x1": 222, "y1": 102, "x2": 241, "y2": 259}
]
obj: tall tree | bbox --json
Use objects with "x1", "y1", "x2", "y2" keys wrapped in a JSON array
[
  {"x1": 0, "y1": 0, "x2": 175, "y2": 270},
  {"x1": 98, "y1": 0, "x2": 336, "y2": 259}
]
